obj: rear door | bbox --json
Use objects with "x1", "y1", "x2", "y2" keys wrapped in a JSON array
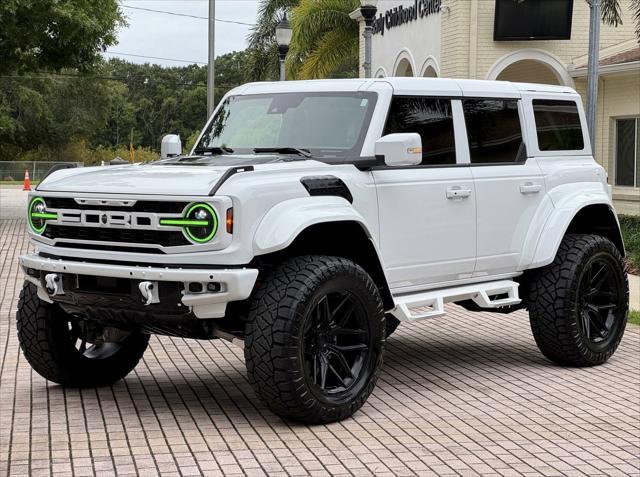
[
  {"x1": 372, "y1": 95, "x2": 476, "y2": 290},
  {"x1": 462, "y1": 96, "x2": 547, "y2": 277}
]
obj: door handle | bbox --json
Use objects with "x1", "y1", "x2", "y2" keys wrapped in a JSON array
[
  {"x1": 446, "y1": 186, "x2": 472, "y2": 200},
  {"x1": 519, "y1": 183, "x2": 542, "y2": 194}
]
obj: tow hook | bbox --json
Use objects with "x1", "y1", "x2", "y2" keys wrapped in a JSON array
[
  {"x1": 44, "y1": 273, "x2": 63, "y2": 295},
  {"x1": 138, "y1": 281, "x2": 160, "y2": 306}
]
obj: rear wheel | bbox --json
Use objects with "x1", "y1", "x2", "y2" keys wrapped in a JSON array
[
  {"x1": 528, "y1": 234, "x2": 628, "y2": 366},
  {"x1": 16, "y1": 282, "x2": 149, "y2": 387},
  {"x1": 245, "y1": 256, "x2": 385, "y2": 424}
]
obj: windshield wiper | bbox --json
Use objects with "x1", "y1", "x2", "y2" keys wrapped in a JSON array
[
  {"x1": 194, "y1": 146, "x2": 234, "y2": 155},
  {"x1": 254, "y1": 147, "x2": 312, "y2": 158}
]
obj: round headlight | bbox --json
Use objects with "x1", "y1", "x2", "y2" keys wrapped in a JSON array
[
  {"x1": 184, "y1": 203, "x2": 218, "y2": 243},
  {"x1": 28, "y1": 197, "x2": 56, "y2": 234}
]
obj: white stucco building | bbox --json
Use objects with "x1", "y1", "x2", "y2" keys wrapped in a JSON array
[{"x1": 353, "y1": 0, "x2": 640, "y2": 214}]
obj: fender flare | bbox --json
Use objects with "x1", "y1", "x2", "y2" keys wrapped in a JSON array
[
  {"x1": 529, "y1": 191, "x2": 620, "y2": 269},
  {"x1": 253, "y1": 196, "x2": 376, "y2": 255}
]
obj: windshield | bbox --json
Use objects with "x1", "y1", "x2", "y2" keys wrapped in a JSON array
[{"x1": 194, "y1": 91, "x2": 378, "y2": 161}]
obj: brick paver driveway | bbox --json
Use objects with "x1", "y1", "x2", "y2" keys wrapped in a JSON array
[{"x1": 1, "y1": 217, "x2": 639, "y2": 477}]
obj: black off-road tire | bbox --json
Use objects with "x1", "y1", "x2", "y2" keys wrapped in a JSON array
[
  {"x1": 528, "y1": 234, "x2": 628, "y2": 366},
  {"x1": 385, "y1": 314, "x2": 400, "y2": 337},
  {"x1": 16, "y1": 282, "x2": 150, "y2": 387},
  {"x1": 244, "y1": 256, "x2": 385, "y2": 424}
]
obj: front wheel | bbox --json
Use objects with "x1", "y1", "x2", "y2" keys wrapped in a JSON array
[
  {"x1": 16, "y1": 282, "x2": 149, "y2": 387},
  {"x1": 244, "y1": 256, "x2": 385, "y2": 424},
  {"x1": 528, "y1": 234, "x2": 628, "y2": 366}
]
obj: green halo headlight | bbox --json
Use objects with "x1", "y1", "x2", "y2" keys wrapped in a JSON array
[
  {"x1": 28, "y1": 197, "x2": 57, "y2": 234},
  {"x1": 160, "y1": 203, "x2": 218, "y2": 244}
]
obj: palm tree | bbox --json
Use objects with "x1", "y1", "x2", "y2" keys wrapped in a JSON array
[
  {"x1": 288, "y1": 0, "x2": 360, "y2": 80},
  {"x1": 245, "y1": 0, "x2": 299, "y2": 81}
]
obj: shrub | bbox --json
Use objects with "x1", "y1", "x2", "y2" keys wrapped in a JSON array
[{"x1": 619, "y1": 215, "x2": 640, "y2": 274}]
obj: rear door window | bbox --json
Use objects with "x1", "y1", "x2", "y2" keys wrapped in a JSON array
[
  {"x1": 532, "y1": 99, "x2": 585, "y2": 151},
  {"x1": 462, "y1": 99, "x2": 525, "y2": 164}
]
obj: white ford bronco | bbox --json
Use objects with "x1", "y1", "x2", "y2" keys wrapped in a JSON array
[{"x1": 18, "y1": 78, "x2": 629, "y2": 424}]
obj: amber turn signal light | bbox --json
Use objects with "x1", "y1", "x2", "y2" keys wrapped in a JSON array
[{"x1": 226, "y1": 208, "x2": 233, "y2": 234}]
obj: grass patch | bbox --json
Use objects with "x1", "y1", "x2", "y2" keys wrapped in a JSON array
[
  {"x1": 0, "y1": 180, "x2": 40, "y2": 185},
  {"x1": 629, "y1": 310, "x2": 640, "y2": 326},
  {"x1": 620, "y1": 215, "x2": 640, "y2": 274}
]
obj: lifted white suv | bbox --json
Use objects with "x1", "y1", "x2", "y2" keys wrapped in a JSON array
[{"x1": 18, "y1": 78, "x2": 629, "y2": 424}]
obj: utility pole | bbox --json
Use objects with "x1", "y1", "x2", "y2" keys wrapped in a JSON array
[
  {"x1": 586, "y1": 0, "x2": 600, "y2": 151},
  {"x1": 207, "y1": 0, "x2": 215, "y2": 117}
]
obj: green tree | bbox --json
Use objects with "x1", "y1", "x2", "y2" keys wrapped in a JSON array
[
  {"x1": 0, "y1": 51, "x2": 253, "y2": 161},
  {"x1": 215, "y1": 50, "x2": 251, "y2": 99},
  {"x1": 288, "y1": 0, "x2": 360, "y2": 79},
  {"x1": 0, "y1": 0, "x2": 125, "y2": 74},
  {"x1": 0, "y1": 0, "x2": 125, "y2": 152}
]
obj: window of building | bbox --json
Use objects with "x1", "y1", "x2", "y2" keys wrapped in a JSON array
[
  {"x1": 462, "y1": 99, "x2": 525, "y2": 164},
  {"x1": 384, "y1": 97, "x2": 456, "y2": 165},
  {"x1": 533, "y1": 100, "x2": 584, "y2": 151},
  {"x1": 615, "y1": 118, "x2": 640, "y2": 187}
]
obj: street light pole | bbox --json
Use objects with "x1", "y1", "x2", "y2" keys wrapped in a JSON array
[
  {"x1": 586, "y1": 0, "x2": 600, "y2": 151},
  {"x1": 278, "y1": 46, "x2": 288, "y2": 81},
  {"x1": 207, "y1": 0, "x2": 215, "y2": 117},
  {"x1": 360, "y1": 0, "x2": 378, "y2": 79},
  {"x1": 275, "y1": 15, "x2": 292, "y2": 81}
]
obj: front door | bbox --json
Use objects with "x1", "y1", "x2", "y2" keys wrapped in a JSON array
[{"x1": 373, "y1": 96, "x2": 476, "y2": 290}]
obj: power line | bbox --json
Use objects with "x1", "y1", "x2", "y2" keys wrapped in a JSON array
[
  {"x1": 104, "y1": 51, "x2": 207, "y2": 65},
  {"x1": 119, "y1": 4, "x2": 255, "y2": 26}
]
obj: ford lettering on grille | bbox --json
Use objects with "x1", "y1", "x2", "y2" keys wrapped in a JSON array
[{"x1": 57, "y1": 210, "x2": 159, "y2": 229}]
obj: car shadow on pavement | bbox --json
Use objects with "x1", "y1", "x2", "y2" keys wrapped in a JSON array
[{"x1": 35, "y1": 326, "x2": 557, "y2": 428}]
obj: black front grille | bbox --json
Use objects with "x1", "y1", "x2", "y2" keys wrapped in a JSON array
[
  {"x1": 43, "y1": 225, "x2": 190, "y2": 247},
  {"x1": 45, "y1": 198, "x2": 189, "y2": 213}
]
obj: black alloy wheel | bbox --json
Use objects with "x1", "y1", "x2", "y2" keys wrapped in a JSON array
[
  {"x1": 576, "y1": 255, "x2": 624, "y2": 345},
  {"x1": 302, "y1": 291, "x2": 371, "y2": 395}
]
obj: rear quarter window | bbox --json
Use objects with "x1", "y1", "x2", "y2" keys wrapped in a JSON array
[{"x1": 532, "y1": 99, "x2": 585, "y2": 151}]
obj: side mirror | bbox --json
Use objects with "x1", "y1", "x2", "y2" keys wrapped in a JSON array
[
  {"x1": 375, "y1": 133, "x2": 422, "y2": 167},
  {"x1": 161, "y1": 134, "x2": 182, "y2": 159}
]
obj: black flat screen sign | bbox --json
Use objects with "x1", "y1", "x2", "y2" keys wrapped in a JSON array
[{"x1": 494, "y1": 0, "x2": 574, "y2": 41}]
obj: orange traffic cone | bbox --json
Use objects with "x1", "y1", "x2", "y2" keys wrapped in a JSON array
[{"x1": 22, "y1": 170, "x2": 31, "y2": 191}]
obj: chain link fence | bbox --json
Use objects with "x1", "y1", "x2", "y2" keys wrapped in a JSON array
[{"x1": 0, "y1": 161, "x2": 84, "y2": 182}]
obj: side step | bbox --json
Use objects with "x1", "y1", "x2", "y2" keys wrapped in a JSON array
[{"x1": 390, "y1": 280, "x2": 521, "y2": 322}]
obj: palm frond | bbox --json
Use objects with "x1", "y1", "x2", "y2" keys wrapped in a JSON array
[
  {"x1": 291, "y1": 0, "x2": 359, "y2": 47},
  {"x1": 598, "y1": 0, "x2": 623, "y2": 27},
  {"x1": 288, "y1": 0, "x2": 359, "y2": 79},
  {"x1": 298, "y1": 29, "x2": 358, "y2": 79},
  {"x1": 632, "y1": 0, "x2": 640, "y2": 40},
  {"x1": 247, "y1": 0, "x2": 298, "y2": 48}
]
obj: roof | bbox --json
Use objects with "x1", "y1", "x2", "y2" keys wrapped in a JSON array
[
  {"x1": 230, "y1": 77, "x2": 577, "y2": 98},
  {"x1": 600, "y1": 47, "x2": 640, "y2": 66},
  {"x1": 570, "y1": 46, "x2": 640, "y2": 77}
]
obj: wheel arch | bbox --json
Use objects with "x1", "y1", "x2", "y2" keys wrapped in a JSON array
[
  {"x1": 253, "y1": 201, "x2": 393, "y2": 310},
  {"x1": 529, "y1": 202, "x2": 624, "y2": 270}
]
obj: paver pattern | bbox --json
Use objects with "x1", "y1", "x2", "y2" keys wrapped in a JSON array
[{"x1": 1, "y1": 218, "x2": 639, "y2": 477}]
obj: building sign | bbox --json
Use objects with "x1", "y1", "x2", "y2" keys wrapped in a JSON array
[{"x1": 372, "y1": 0, "x2": 441, "y2": 36}]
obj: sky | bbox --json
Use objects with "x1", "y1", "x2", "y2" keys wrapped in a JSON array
[{"x1": 106, "y1": 1, "x2": 260, "y2": 67}]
